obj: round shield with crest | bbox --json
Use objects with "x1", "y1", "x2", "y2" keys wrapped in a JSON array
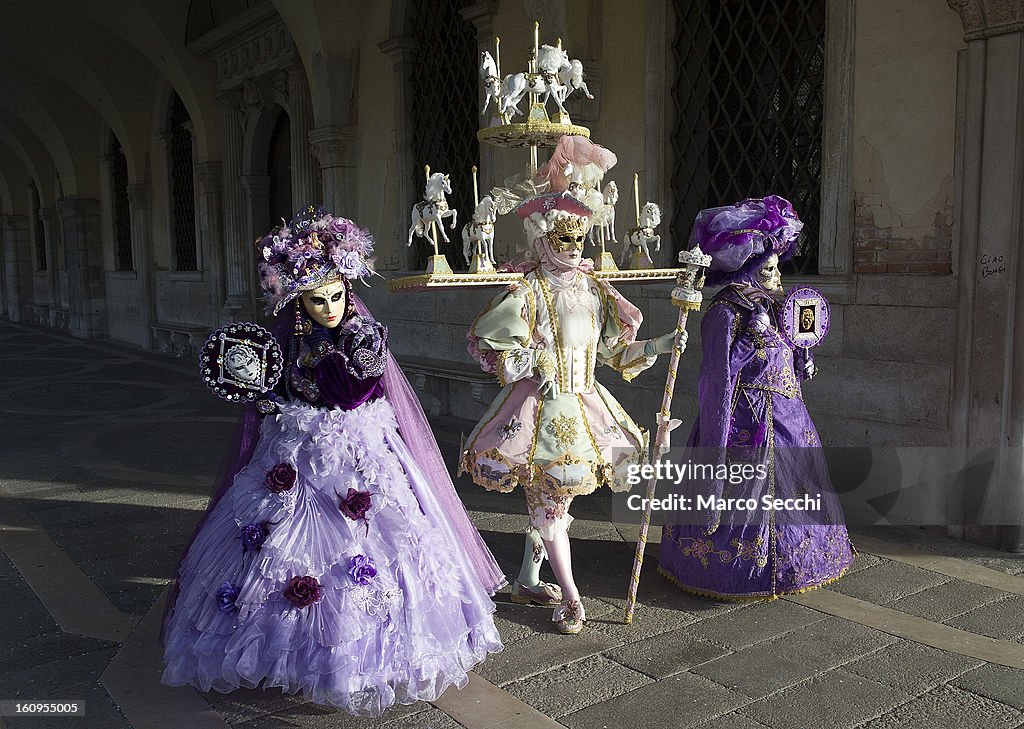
[
  {"x1": 199, "y1": 323, "x2": 283, "y2": 403},
  {"x1": 780, "y1": 286, "x2": 830, "y2": 349}
]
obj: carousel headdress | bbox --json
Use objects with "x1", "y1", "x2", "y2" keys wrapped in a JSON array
[
  {"x1": 257, "y1": 205, "x2": 376, "y2": 315},
  {"x1": 688, "y1": 195, "x2": 803, "y2": 286}
]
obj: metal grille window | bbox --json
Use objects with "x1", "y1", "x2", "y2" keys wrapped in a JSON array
[
  {"x1": 671, "y1": 0, "x2": 825, "y2": 274},
  {"x1": 30, "y1": 183, "x2": 45, "y2": 271},
  {"x1": 169, "y1": 93, "x2": 198, "y2": 271},
  {"x1": 410, "y1": 0, "x2": 478, "y2": 270},
  {"x1": 109, "y1": 132, "x2": 133, "y2": 272}
]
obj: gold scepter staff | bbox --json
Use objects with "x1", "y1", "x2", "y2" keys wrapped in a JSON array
[{"x1": 624, "y1": 245, "x2": 711, "y2": 624}]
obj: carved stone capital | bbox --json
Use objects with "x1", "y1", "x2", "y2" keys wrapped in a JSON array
[
  {"x1": 379, "y1": 36, "x2": 418, "y2": 65},
  {"x1": 309, "y1": 126, "x2": 357, "y2": 168},
  {"x1": 194, "y1": 160, "x2": 223, "y2": 191},
  {"x1": 947, "y1": 0, "x2": 1024, "y2": 40},
  {"x1": 460, "y1": 0, "x2": 500, "y2": 39}
]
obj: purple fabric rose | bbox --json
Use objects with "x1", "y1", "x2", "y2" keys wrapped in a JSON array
[
  {"x1": 215, "y1": 581, "x2": 240, "y2": 613},
  {"x1": 283, "y1": 575, "x2": 322, "y2": 609},
  {"x1": 349, "y1": 554, "x2": 377, "y2": 586},
  {"x1": 241, "y1": 522, "x2": 268, "y2": 551},
  {"x1": 339, "y1": 488, "x2": 372, "y2": 523},
  {"x1": 265, "y1": 462, "x2": 296, "y2": 493}
]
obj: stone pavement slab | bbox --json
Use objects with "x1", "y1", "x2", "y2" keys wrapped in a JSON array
[
  {"x1": 827, "y1": 559, "x2": 947, "y2": 603},
  {"x1": 691, "y1": 645, "x2": 819, "y2": 699},
  {"x1": 842, "y1": 639, "x2": 982, "y2": 694},
  {"x1": 686, "y1": 598, "x2": 825, "y2": 650},
  {"x1": 887, "y1": 578, "x2": 1006, "y2": 622},
  {"x1": 559, "y1": 672, "x2": 749, "y2": 729},
  {"x1": 735, "y1": 669, "x2": 911, "y2": 729},
  {"x1": 758, "y1": 616, "x2": 897, "y2": 670},
  {"x1": 952, "y1": 664, "x2": 1024, "y2": 711},
  {"x1": 503, "y1": 655, "x2": 651, "y2": 718},
  {"x1": 946, "y1": 595, "x2": 1024, "y2": 642},
  {"x1": 604, "y1": 627, "x2": 729, "y2": 679},
  {"x1": 856, "y1": 684, "x2": 1024, "y2": 729}
]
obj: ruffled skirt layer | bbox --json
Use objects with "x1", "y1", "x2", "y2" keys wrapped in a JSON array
[{"x1": 162, "y1": 398, "x2": 502, "y2": 716}]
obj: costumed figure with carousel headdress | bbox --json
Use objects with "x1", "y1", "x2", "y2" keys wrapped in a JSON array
[
  {"x1": 659, "y1": 196, "x2": 855, "y2": 600},
  {"x1": 459, "y1": 191, "x2": 683, "y2": 634},
  {"x1": 161, "y1": 206, "x2": 503, "y2": 716}
]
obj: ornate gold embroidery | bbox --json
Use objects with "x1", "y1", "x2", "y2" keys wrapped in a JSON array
[
  {"x1": 804, "y1": 429, "x2": 818, "y2": 445},
  {"x1": 730, "y1": 536, "x2": 768, "y2": 568},
  {"x1": 535, "y1": 274, "x2": 567, "y2": 386},
  {"x1": 546, "y1": 413, "x2": 579, "y2": 451},
  {"x1": 534, "y1": 350, "x2": 557, "y2": 380}
]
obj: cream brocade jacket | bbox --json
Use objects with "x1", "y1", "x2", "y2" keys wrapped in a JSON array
[{"x1": 460, "y1": 267, "x2": 657, "y2": 498}]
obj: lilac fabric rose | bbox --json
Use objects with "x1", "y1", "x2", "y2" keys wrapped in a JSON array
[
  {"x1": 339, "y1": 488, "x2": 372, "y2": 523},
  {"x1": 265, "y1": 462, "x2": 297, "y2": 493},
  {"x1": 283, "y1": 575, "x2": 322, "y2": 609},
  {"x1": 241, "y1": 522, "x2": 268, "y2": 551},
  {"x1": 349, "y1": 555, "x2": 377, "y2": 586},
  {"x1": 215, "y1": 581, "x2": 240, "y2": 613}
]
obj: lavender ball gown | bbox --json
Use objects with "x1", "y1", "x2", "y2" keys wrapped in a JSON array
[{"x1": 161, "y1": 312, "x2": 502, "y2": 716}]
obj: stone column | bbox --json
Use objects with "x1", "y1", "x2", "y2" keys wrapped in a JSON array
[
  {"x1": 379, "y1": 37, "x2": 418, "y2": 270},
  {"x1": 240, "y1": 174, "x2": 270, "y2": 318},
  {"x1": 460, "y1": 1, "x2": 500, "y2": 204},
  {"x1": 127, "y1": 183, "x2": 155, "y2": 346},
  {"x1": 309, "y1": 125, "x2": 357, "y2": 221},
  {"x1": 947, "y1": 0, "x2": 1024, "y2": 551},
  {"x1": 288, "y1": 64, "x2": 316, "y2": 208},
  {"x1": 38, "y1": 207, "x2": 59, "y2": 312},
  {"x1": 58, "y1": 198, "x2": 105, "y2": 338},
  {"x1": 220, "y1": 90, "x2": 249, "y2": 314},
  {"x1": 195, "y1": 160, "x2": 225, "y2": 325},
  {"x1": 0, "y1": 215, "x2": 29, "y2": 322}
]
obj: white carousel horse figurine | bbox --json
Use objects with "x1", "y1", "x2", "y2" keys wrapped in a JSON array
[
  {"x1": 600, "y1": 181, "x2": 619, "y2": 243},
  {"x1": 557, "y1": 59, "x2": 595, "y2": 104},
  {"x1": 621, "y1": 202, "x2": 662, "y2": 268},
  {"x1": 408, "y1": 172, "x2": 458, "y2": 246},
  {"x1": 499, "y1": 44, "x2": 570, "y2": 120},
  {"x1": 480, "y1": 50, "x2": 502, "y2": 116},
  {"x1": 461, "y1": 195, "x2": 498, "y2": 266}
]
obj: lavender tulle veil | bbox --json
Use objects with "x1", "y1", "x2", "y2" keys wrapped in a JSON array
[
  {"x1": 352, "y1": 293, "x2": 506, "y2": 594},
  {"x1": 161, "y1": 295, "x2": 505, "y2": 639}
]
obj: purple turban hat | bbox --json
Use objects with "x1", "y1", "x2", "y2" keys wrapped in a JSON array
[{"x1": 688, "y1": 196, "x2": 803, "y2": 286}]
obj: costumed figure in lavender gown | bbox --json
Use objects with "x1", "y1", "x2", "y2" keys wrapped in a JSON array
[
  {"x1": 460, "y1": 191, "x2": 682, "y2": 633},
  {"x1": 659, "y1": 196, "x2": 855, "y2": 599},
  {"x1": 161, "y1": 206, "x2": 503, "y2": 716}
]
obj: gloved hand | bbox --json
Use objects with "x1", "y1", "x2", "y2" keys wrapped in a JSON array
[
  {"x1": 747, "y1": 304, "x2": 772, "y2": 335},
  {"x1": 535, "y1": 351, "x2": 560, "y2": 400},
  {"x1": 795, "y1": 348, "x2": 818, "y2": 380},
  {"x1": 644, "y1": 330, "x2": 688, "y2": 357}
]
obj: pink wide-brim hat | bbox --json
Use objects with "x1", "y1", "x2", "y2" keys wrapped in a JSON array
[{"x1": 514, "y1": 191, "x2": 593, "y2": 219}]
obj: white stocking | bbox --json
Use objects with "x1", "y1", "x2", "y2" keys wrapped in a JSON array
[
  {"x1": 516, "y1": 528, "x2": 547, "y2": 587},
  {"x1": 542, "y1": 529, "x2": 580, "y2": 603}
]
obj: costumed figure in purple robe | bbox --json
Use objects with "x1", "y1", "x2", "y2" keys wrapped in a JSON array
[
  {"x1": 659, "y1": 196, "x2": 855, "y2": 600},
  {"x1": 460, "y1": 191, "x2": 682, "y2": 633},
  {"x1": 161, "y1": 206, "x2": 503, "y2": 716}
]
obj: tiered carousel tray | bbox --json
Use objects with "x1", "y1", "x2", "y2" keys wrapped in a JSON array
[
  {"x1": 387, "y1": 271, "x2": 524, "y2": 293},
  {"x1": 477, "y1": 121, "x2": 591, "y2": 149}
]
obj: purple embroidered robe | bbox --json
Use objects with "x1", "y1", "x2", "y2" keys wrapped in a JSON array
[{"x1": 659, "y1": 285, "x2": 855, "y2": 599}]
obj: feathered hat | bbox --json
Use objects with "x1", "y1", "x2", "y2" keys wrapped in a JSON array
[
  {"x1": 257, "y1": 205, "x2": 376, "y2": 315},
  {"x1": 688, "y1": 195, "x2": 803, "y2": 287}
]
